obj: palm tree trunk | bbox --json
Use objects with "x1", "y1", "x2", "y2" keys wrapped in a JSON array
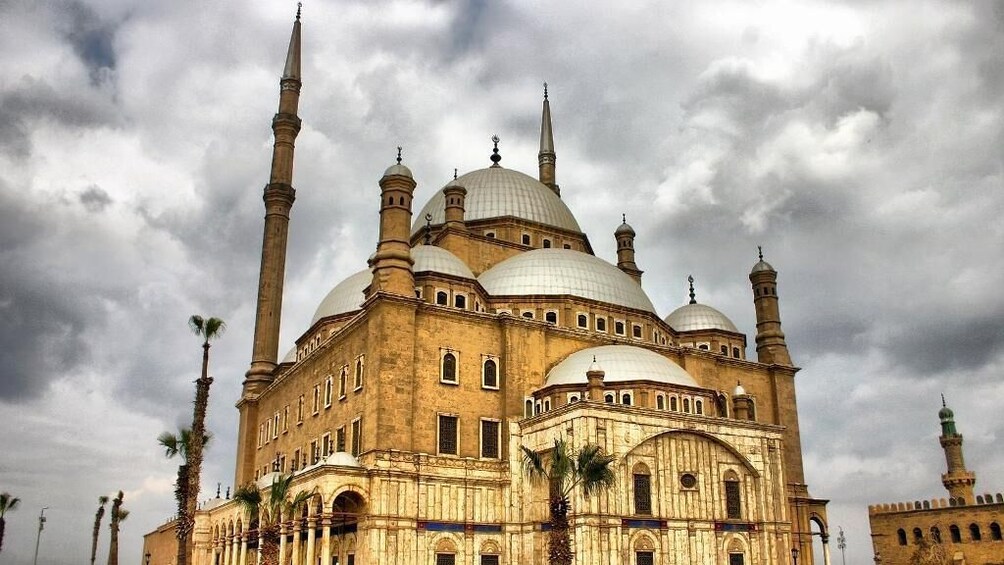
[
  {"x1": 0, "y1": 517, "x2": 6, "y2": 554},
  {"x1": 260, "y1": 525, "x2": 280, "y2": 565},
  {"x1": 548, "y1": 495, "x2": 572, "y2": 565},
  {"x1": 175, "y1": 464, "x2": 190, "y2": 565},
  {"x1": 91, "y1": 504, "x2": 106, "y2": 565},
  {"x1": 107, "y1": 493, "x2": 123, "y2": 565},
  {"x1": 180, "y1": 341, "x2": 213, "y2": 565}
]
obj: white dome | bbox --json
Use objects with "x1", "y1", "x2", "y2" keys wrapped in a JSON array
[
  {"x1": 664, "y1": 303, "x2": 739, "y2": 333},
  {"x1": 733, "y1": 382, "x2": 747, "y2": 396},
  {"x1": 545, "y1": 345, "x2": 697, "y2": 387},
  {"x1": 311, "y1": 269, "x2": 371, "y2": 324},
  {"x1": 412, "y1": 167, "x2": 581, "y2": 235},
  {"x1": 412, "y1": 245, "x2": 474, "y2": 279},
  {"x1": 478, "y1": 249, "x2": 656, "y2": 312},
  {"x1": 323, "y1": 451, "x2": 361, "y2": 468}
]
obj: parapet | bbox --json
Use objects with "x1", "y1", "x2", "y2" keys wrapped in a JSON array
[{"x1": 869, "y1": 492, "x2": 1004, "y2": 515}]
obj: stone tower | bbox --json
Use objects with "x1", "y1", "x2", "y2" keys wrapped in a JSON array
[
  {"x1": 749, "y1": 247, "x2": 792, "y2": 365},
  {"x1": 368, "y1": 152, "x2": 417, "y2": 297},
  {"x1": 615, "y1": 215, "x2": 642, "y2": 283},
  {"x1": 235, "y1": 8, "x2": 301, "y2": 486},
  {"x1": 939, "y1": 395, "x2": 976, "y2": 504}
]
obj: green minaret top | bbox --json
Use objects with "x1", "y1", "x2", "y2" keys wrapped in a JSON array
[{"x1": 939, "y1": 394, "x2": 957, "y2": 436}]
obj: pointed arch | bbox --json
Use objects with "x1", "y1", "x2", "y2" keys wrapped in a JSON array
[{"x1": 622, "y1": 429, "x2": 761, "y2": 478}]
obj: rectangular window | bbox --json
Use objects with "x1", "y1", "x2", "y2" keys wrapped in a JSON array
[
  {"x1": 324, "y1": 376, "x2": 333, "y2": 407},
  {"x1": 336, "y1": 427, "x2": 346, "y2": 453},
  {"x1": 351, "y1": 418, "x2": 362, "y2": 457},
  {"x1": 283, "y1": 406, "x2": 289, "y2": 432},
  {"x1": 438, "y1": 414, "x2": 459, "y2": 455},
  {"x1": 297, "y1": 395, "x2": 305, "y2": 423},
  {"x1": 636, "y1": 552, "x2": 654, "y2": 565},
  {"x1": 292, "y1": 448, "x2": 300, "y2": 471},
  {"x1": 354, "y1": 356, "x2": 364, "y2": 390},
  {"x1": 481, "y1": 419, "x2": 500, "y2": 459},
  {"x1": 576, "y1": 313, "x2": 588, "y2": 329},
  {"x1": 339, "y1": 368, "x2": 347, "y2": 398},
  {"x1": 273, "y1": 413, "x2": 280, "y2": 439},
  {"x1": 729, "y1": 554, "x2": 744, "y2": 565},
  {"x1": 310, "y1": 440, "x2": 318, "y2": 464},
  {"x1": 258, "y1": 423, "x2": 264, "y2": 448},
  {"x1": 436, "y1": 554, "x2": 455, "y2": 565},
  {"x1": 725, "y1": 480, "x2": 742, "y2": 519},
  {"x1": 312, "y1": 385, "x2": 320, "y2": 414},
  {"x1": 265, "y1": 419, "x2": 271, "y2": 443},
  {"x1": 480, "y1": 556, "x2": 499, "y2": 565},
  {"x1": 632, "y1": 324, "x2": 642, "y2": 338},
  {"x1": 596, "y1": 317, "x2": 607, "y2": 332},
  {"x1": 322, "y1": 432, "x2": 332, "y2": 456},
  {"x1": 615, "y1": 320, "x2": 626, "y2": 335},
  {"x1": 633, "y1": 474, "x2": 652, "y2": 515}
]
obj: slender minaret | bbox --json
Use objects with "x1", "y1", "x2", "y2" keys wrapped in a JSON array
[
  {"x1": 615, "y1": 214, "x2": 642, "y2": 283},
  {"x1": 538, "y1": 83, "x2": 559, "y2": 196},
  {"x1": 749, "y1": 246, "x2": 792, "y2": 365},
  {"x1": 368, "y1": 148, "x2": 416, "y2": 297},
  {"x1": 939, "y1": 395, "x2": 976, "y2": 504},
  {"x1": 236, "y1": 8, "x2": 301, "y2": 486}
]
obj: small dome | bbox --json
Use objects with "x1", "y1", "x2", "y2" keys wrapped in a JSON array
[
  {"x1": 939, "y1": 405, "x2": 954, "y2": 421},
  {"x1": 412, "y1": 245, "x2": 474, "y2": 279},
  {"x1": 478, "y1": 249, "x2": 656, "y2": 312},
  {"x1": 383, "y1": 163, "x2": 413, "y2": 178},
  {"x1": 323, "y1": 451, "x2": 361, "y2": 468},
  {"x1": 412, "y1": 167, "x2": 581, "y2": 235},
  {"x1": 750, "y1": 259, "x2": 774, "y2": 273},
  {"x1": 733, "y1": 382, "x2": 746, "y2": 396},
  {"x1": 311, "y1": 269, "x2": 371, "y2": 324},
  {"x1": 664, "y1": 303, "x2": 739, "y2": 333},
  {"x1": 615, "y1": 221, "x2": 635, "y2": 237},
  {"x1": 545, "y1": 345, "x2": 697, "y2": 387}
]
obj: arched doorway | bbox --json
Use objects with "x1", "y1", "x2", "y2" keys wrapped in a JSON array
[{"x1": 331, "y1": 491, "x2": 366, "y2": 565}]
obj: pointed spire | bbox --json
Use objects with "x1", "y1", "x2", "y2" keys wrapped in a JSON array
[
  {"x1": 688, "y1": 275, "x2": 697, "y2": 304},
  {"x1": 282, "y1": 4, "x2": 302, "y2": 80},
  {"x1": 539, "y1": 83, "x2": 558, "y2": 195},
  {"x1": 942, "y1": 393, "x2": 947, "y2": 408}
]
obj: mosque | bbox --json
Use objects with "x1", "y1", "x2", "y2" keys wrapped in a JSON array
[{"x1": 144, "y1": 10, "x2": 831, "y2": 565}]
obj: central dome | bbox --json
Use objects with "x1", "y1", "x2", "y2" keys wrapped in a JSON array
[
  {"x1": 412, "y1": 167, "x2": 581, "y2": 235},
  {"x1": 478, "y1": 249, "x2": 656, "y2": 312}
]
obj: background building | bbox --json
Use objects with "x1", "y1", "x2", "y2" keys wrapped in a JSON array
[
  {"x1": 868, "y1": 399, "x2": 1003, "y2": 565},
  {"x1": 147, "y1": 12, "x2": 831, "y2": 565}
]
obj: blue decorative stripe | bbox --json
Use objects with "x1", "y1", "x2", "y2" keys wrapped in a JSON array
[
  {"x1": 622, "y1": 519, "x2": 665, "y2": 529},
  {"x1": 423, "y1": 522, "x2": 466, "y2": 532},
  {"x1": 473, "y1": 524, "x2": 503, "y2": 533},
  {"x1": 715, "y1": 522, "x2": 756, "y2": 532}
]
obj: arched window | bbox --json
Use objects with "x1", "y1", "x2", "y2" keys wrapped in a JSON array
[
  {"x1": 543, "y1": 399, "x2": 550, "y2": 412},
  {"x1": 632, "y1": 325, "x2": 642, "y2": 338},
  {"x1": 698, "y1": 343, "x2": 709, "y2": 351},
  {"x1": 484, "y1": 231, "x2": 496, "y2": 239},
  {"x1": 577, "y1": 314, "x2": 588, "y2": 328},
  {"x1": 721, "y1": 345, "x2": 728, "y2": 355},
  {"x1": 897, "y1": 529, "x2": 907, "y2": 546},
  {"x1": 521, "y1": 234, "x2": 531, "y2": 245},
  {"x1": 454, "y1": 294, "x2": 466, "y2": 309},
  {"x1": 543, "y1": 239, "x2": 551, "y2": 248},
  {"x1": 670, "y1": 396, "x2": 678, "y2": 411},
  {"x1": 732, "y1": 347, "x2": 741, "y2": 358},
  {"x1": 683, "y1": 398, "x2": 691, "y2": 413},
  {"x1": 950, "y1": 524, "x2": 961, "y2": 543},
  {"x1": 724, "y1": 472, "x2": 741, "y2": 519},
  {"x1": 656, "y1": 395, "x2": 665, "y2": 410},
  {"x1": 695, "y1": 400, "x2": 703, "y2": 415},
  {"x1": 615, "y1": 321, "x2": 625, "y2": 335},
  {"x1": 482, "y1": 359, "x2": 498, "y2": 389},
  {"x1": 524, "y1": 399, "x2": 533, "y2": 418},
  {"x1": 621, "y1": 393, "x2": 632, "y2": 406},
  {"x1": 990, "y1": 522, "x2": 1002, "y2": 541},
  {"x1": 596, "y1": 318, "x2": 607, "y2": 332},
  {"x1": 633, "y1": 464, "x2": 652, "y2": 515},
  {"x1": 545, "y1": 311, "x2": 557, "y2": 324},
  {"x1": 354, "y1": 356, "x2": 364, "y2": 390},
  {"x1": 913, "y1": 528, "x2": 923, "y2": 542},
  {"x1": 522, "y1": 311, "x2": 534, "y2": 319},
  {"x1": 441, "y1": 352, "x2": 457, "y2": 383},
  {"x1": 436, "y1": 291, "x2": 448, "y2": 305},
  {"x1": 931, "y1": 526, "x2": 942, "y2": 543},
  {"x1": 970, "y1": 523, "x2": 982, "y2": 541},
  {"x1": 562, "y1": 244, "x2": 570, "y2": 249},
  {"x1": 604, "y1": 393, "x2": 614, "y2": 404}
]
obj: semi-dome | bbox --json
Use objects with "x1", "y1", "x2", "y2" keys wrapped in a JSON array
[
  {"x1": 665, "y1": 303, "x2": 739, "y2": 333},
  {"x1": 478, "y1": 249, "x2": 656, "y2": 312},
  {"x1": 412, "y1": 245, "x2": 474, "y2": 279},
  {"x1": 311, "y1": 269, "x2": 371, "y2": 324},
  {"x1": 545, "y1": 345, "x2": 697, "y2": 387},
  {"x1": 412, "y1": 167, "x2": 581, "y2": 235}
]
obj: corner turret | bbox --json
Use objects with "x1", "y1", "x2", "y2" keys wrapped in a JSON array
[
  {"x1": 615, "y1": 214, "x2": 642, "y2": 284},
  {"x1": 749, "y1": 246, "x2": 791, "y2": 365},
  {"x1": 369, "y1": 148, "x2": 417, "y2": 297}
]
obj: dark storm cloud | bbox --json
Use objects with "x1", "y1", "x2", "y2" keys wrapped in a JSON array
[
  {"x1": 59, "y1": 0, "x2": 118, "y2": 83},
  {"x1": 0, "y1": 77, "x2": 116, "y2": 157},
  {"x1": 79, "y1": 184, "x2": 112, "y2": 212}
]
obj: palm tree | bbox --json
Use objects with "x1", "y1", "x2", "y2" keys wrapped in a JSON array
[
  {"x1": 106, "y1": 491, "x2": 128, "y2": 565},
  {"x1": 521, "y1": 438, "x2": 616, "y2": 565},
  {"x1": 158, "y1": 428, "x2": 212, "y2": 565},
  {"x1": 0, "y1": 492, "x2": 21, "y2": 554},
  {"x1": 90, "y1": 495, "x2": 110, "y2": 565},
  {"x1": 177, "y1": 315, "x2": 225, "y2": 565},
  {"x1": 232, "y1": 474, "x2": 314, "y2": 565}
]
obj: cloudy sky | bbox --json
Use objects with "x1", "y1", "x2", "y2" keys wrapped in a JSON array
[{"x1": 1, "y1": 0, "x2": 1002, "y2": 563}]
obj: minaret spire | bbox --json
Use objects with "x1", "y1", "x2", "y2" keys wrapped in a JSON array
[
  {"x1": 538, "y1": 82, "x2": 559, "y2": 196},
  {"x1": 688, "y1": 275, "x2": 697, "y2": 304},
  {"x1": 938, "y1": 397, "x2": 976, "y2": 504},
  {"x1": 238, "y1": 7, "x2": 304, "y2": 485},
  {"x1": 749, "y1": 247, "x2": 792, "y2": 365}
]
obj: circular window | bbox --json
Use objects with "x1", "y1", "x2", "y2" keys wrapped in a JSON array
[{"x1": 680, "y1": 473, "x2": 697, "y2": 489}]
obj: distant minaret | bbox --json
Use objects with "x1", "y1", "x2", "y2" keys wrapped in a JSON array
[
  {"x1": 749, "y1": 247, "x2": 792, "y2": 365},
  {"x1": 236, "y1": 7, "x2": 302, "y2": 487},
  {"x1": 538, "y1": 83, "x2": 559, "y2": 196},
  {"x1": 939, "y1": 395, "x2": 976, "y2": 504},
  {"x1": 615, "y1": 214, "x2": 642, "y2": 283},
  {"x1": 368, "y1": 148, "x2": 417, "y2": 297}
]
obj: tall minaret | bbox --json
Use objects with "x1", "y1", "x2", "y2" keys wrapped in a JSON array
[
  {"x1": 749, "y1": 246, "x2": 792, "y2": 365},
  {"x1": 939, "y1": 395, "x2": 976, "y2": 504},
  {"x1": 236, "y1": 8, "x2": 301, "y2": 486},
  {"x1": 615, "y1": 214, "x2": 642, "y2": 283},
  {"x1": 538, "y1": 83, "x2": 559, "y2": 196}
]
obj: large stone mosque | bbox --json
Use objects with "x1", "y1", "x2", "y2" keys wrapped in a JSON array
[{"x1": 144, "y1": 11, "x2": 833, "y2": 565}]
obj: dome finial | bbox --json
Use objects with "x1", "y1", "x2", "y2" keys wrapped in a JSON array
[
  {"x1": 758, "y1": 245, "x2": 763, "y2": 261},
  {"x1": 453, "y1": 168, "x2": 458, "y2": 180},
  {"x1": 423, "y1": 213, "x2": 432, "y2": 245},
  {"x1": 296, "y1": 1, "x2": 302, "y2": 20},
  {"x1": 622, "y1": 213, "x2": 626, "y2": 223},
  {"x1": 688, "y1": 275, "x2": 696, "y2": 304},
  {"x1": 490, "y1": 134, "x2": 502, "y2": 167},
  {"x1": 942, "y1": 393, "x2": 947, "y2": 408},
  {"x1": 543, "y1": 81, "x2": 548, "y2": 100},
  {"x1": 396, "y1": 146, "x2": 402, "y2": 164}
]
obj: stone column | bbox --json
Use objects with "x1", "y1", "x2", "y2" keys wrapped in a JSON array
[
  {"x1": 822, "y1": 534, "x2": 832, "y2": 565},
  {"x1": 320, "y1": 516, "x2": 332, "y2": 565},
  {"x1": 279, "y1": 523, "x2": 288, "y2": 565},
  {"x1": 223, "y1": 535, "x2": 231, "y2": 565},
  {"x1": 239, "y1": 533, "x2": 249, "y2": 565},
  {"x1": 291, "y1": 522, "x2": 301, "y2": 565},
  {"x1": 306, "y1": 516, "x2": 317, "y2": 565}
]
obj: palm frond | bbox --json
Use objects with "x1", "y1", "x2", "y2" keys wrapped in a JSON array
[
  {"x1": 520, "y1": 445, "x2": 547, "y2": 484},
  {"x1": 158, "y1": 432, "x2": 180, "y2": 457},
  {"x1": 189, "y1": 314, "x2": 226, "y2": 342},
  {"x1": 116, "y1": 509, "x2": 130, "y2": 522},
  {"x1": 188, "y1": 315, "x2": 205, "y2": 335},
  {"x1": 575, "y1": 444, "x2": 616, "y2": 497},
  {"x1": 0, "y1": 493, "x2": 21, "y2": 515},
  {"x1": 98, "y1": 495, "x2": 109, "y2": 505}
]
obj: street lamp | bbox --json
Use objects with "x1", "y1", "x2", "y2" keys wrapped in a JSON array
[
  {"x1": 837, "y1": 526, "x2": 847, "y2": 565},
  {"x1": 32, "y1": 507, "x2": 49, "y2": 565},
  {"x1": 145, "y1": 552, "x2": 151, "y2": 565},
  {"x1": 791, "y1": 546, "x2": 799, "y2": 565}
]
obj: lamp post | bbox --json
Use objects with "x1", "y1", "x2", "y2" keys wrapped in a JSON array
[
  {"x1": 145, "y1": 552, "x2": 151, "y2": 565},
  {"x1": 837, "y1": 526, "x2": 847, "y2": 565},
  {"x1": 32, "y1": 507, "x2": 49, "y2": 565},
  {"x1": 791, "y1": 546, "x2": 799, "y2": 565}
]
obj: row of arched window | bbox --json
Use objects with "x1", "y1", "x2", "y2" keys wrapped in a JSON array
[
  {"x1": 440, "y1": 351, "x2": 500, "y2": 390},
  {"x1": 897, "y1": 522, "x2": 1002, "y2": 545}
]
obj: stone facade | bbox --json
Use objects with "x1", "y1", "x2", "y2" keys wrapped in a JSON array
[{"x1": 144, "y1": 12, "x2": 831, "y2": 565}]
